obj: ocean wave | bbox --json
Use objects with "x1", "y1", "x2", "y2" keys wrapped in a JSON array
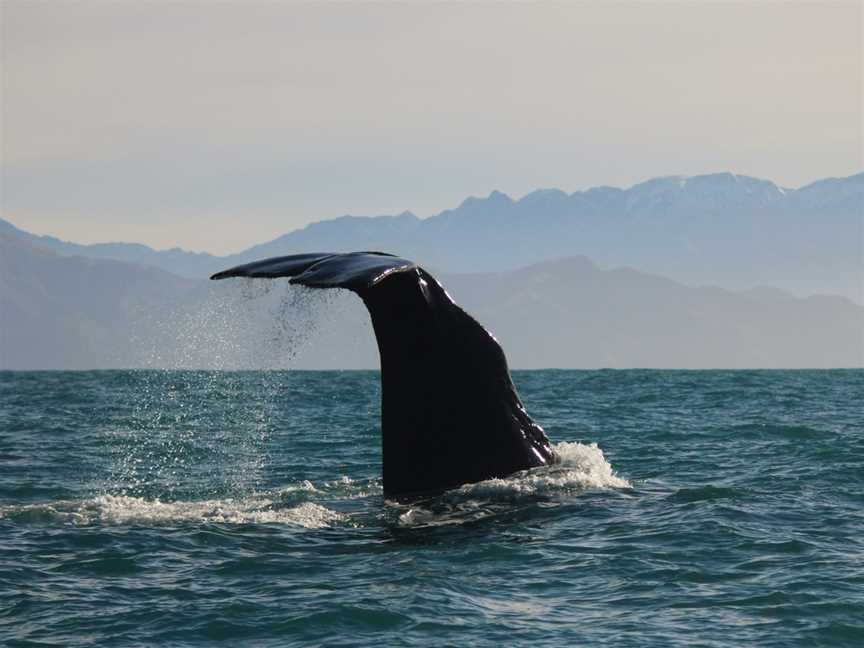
[{"x1": 667, "y1": 485, "x2": 739, "y2": 503}]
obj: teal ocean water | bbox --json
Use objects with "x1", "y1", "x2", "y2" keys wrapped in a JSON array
[{"x1": 1, "y1": 369, "x2": 862, "y2": 647}]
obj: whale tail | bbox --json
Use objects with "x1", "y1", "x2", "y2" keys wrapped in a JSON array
[{"x1": 211, "y1": 252, "x2": 558, "y2": 497}]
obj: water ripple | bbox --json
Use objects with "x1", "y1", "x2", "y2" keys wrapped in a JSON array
[{"x1": 1, "y1": 369, "x2": 862, "y2": 647}]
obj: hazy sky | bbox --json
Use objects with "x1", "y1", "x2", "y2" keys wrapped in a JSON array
[{"x1": 2, "y1": 1, "x2": 861, "y2": 254}]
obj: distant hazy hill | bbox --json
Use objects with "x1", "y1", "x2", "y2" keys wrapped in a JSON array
[
  {"x1": 2, "y1": 234, "x2": 860, "y2": 369},
  {"x1": 0, "y1": 233, "x2": 200, "y2": 369},
  {"x1": 441, "y1": 258, "x2": 863, "y2": 369},
  {"x1": 2, "y1": 171, "x2": 861, "y2": 301},
  {"x1": 0, "y1": 218, "x2": 220, "y2": 279}
]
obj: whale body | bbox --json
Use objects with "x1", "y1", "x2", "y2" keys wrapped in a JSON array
[{"x1": 211, "y1": 252, "x2": 559, "y2": 498}]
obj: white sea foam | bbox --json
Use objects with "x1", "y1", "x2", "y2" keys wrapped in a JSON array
[
  {"x1": 394, "y1": 441, "x2": 630, "y2": 527},
  {"x1": 3, "y1": 444, "x2": 625, "y2": 530},
  {"x1": 0, "y1": 495, "x2": 345, "y2": 528},
  {"x1": 454, "y1": 441, "x2": 630, "y2": 498}
]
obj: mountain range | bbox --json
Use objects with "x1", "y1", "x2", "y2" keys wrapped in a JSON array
[
  {"x1": 2, "y1": 171, "x2": 862, "y2": 302},
  {"x1": 2, "y1": 231, "x2": 861, "y2": 370}
]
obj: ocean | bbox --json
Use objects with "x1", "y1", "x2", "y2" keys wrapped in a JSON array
[{"x1": 1, "y1": 369, "x2": 862, "y2": 647}]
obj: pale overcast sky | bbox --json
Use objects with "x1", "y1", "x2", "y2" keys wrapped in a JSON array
[{"x1": 2, "y1": 1, "x2": 861, "y2": 253}]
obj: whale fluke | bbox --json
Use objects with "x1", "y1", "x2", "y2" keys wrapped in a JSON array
[{"x1": 211, "y1": 252, "x2": 559, "y2": 498}]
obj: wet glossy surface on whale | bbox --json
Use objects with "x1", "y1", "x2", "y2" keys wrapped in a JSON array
[{"x1": 212, "y1": 252, "x2": 558, "y2": 496}]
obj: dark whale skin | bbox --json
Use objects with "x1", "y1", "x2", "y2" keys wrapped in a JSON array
[{"x1": 211, "y1": 252, "x2": 559, "y2": 498}]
